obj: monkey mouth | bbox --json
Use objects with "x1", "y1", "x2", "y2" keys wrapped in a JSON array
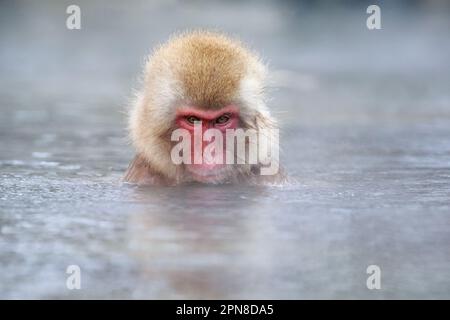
[{"x1": 186, "y1": 164, "x2": 229, "y2": 183}]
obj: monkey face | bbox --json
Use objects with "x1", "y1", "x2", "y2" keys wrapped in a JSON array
[{"x1": 173, "y1": 105, "x2": 243, "y2": 183}]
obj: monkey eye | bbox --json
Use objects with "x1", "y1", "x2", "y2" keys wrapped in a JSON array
[
  {"x1": 215, "y1": 113, "x2": 231, "y2": 125},
  {"x1": 185, "y1": 115, "x2": 201, "y2": 124}
]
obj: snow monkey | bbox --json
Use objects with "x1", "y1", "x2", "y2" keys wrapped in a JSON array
[{"x1": 124, "y1": 31, "x2": 284, "y2": 185}]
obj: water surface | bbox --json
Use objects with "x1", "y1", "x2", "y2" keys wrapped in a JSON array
[{"x1": 0, "y1": 1, "x2": 449, "y2": 299}]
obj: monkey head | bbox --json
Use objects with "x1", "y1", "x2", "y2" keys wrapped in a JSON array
[{"x1": 126, "y1": 31, "x2": 281, "y2": 185}]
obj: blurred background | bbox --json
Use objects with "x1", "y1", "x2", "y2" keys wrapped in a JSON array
[{"x1": 0, "y1": 0, "x2": 449, "y2": 299}]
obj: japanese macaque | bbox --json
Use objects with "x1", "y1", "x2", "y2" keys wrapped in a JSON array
[{"x1": 124, "y1": 30, "x2": 284, "y2": 185}]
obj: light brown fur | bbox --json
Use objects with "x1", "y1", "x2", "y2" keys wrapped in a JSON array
[{"x1": 125, "y1": 30, "x2": 283, "y2": 185}]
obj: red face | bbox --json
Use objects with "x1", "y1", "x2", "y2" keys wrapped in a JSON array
[{"x1": 175, "y1": 105, "x2": 240, "y2": 182}]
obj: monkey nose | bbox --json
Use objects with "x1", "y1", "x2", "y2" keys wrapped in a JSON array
[{"x1": 204, "y1": 121, "x2": 214, "y2": 130}]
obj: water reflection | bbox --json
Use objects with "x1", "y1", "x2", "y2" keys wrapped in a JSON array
[{"x1": 127, "y1": 185, "x2": 278, "y2": 298}]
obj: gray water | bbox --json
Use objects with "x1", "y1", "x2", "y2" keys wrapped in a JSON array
[{"x1": 1, "y1": 1, "x2": 450, "y2": 299}]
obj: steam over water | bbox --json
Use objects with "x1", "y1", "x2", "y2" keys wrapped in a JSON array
[{"x1": 0, "y1": 1, "x2": 449, "y2": 298}]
